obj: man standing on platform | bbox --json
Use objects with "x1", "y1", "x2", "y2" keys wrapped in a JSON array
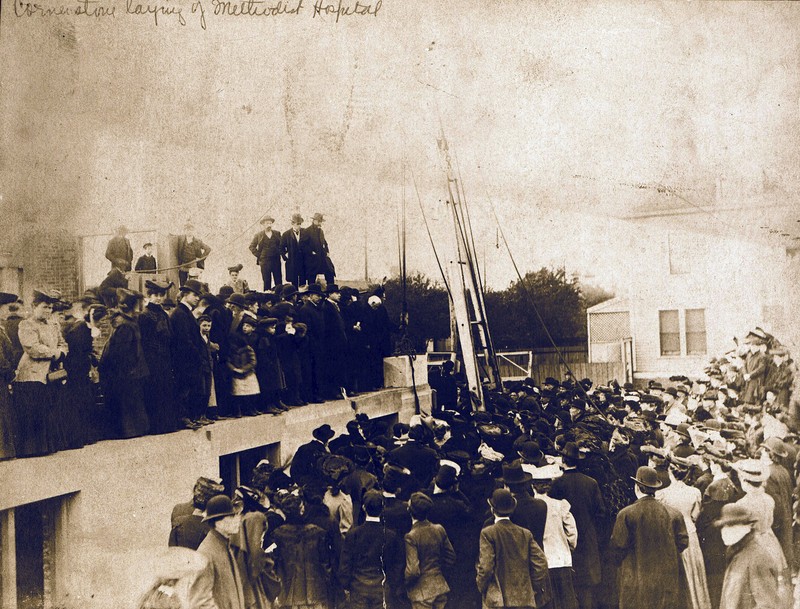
[
  {"x1": 249, "y1": 215, "x2": 283, "y2": 290},
  {"x1": 281, "y1": 213, "x2": 307, "y2": 287},
  {"x1": 304, "y1": 213, "x2": 334, "y2": 285},
  {"x1": 170, "y1": 279, "x2": 208, "y2": 429},
  {"x1": 105, "y1": 225, "x2": 133, "y2": 272},
  {"x1": 177, "y1": 223, "x2": 212, "y2": 287},
  {"x1": 134, "y1": 242, "x2": 157, "y2": 272}
]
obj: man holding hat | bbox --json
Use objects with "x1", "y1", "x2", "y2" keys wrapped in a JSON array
[
  {"x1": 303, "y1": 213, "x2": 335, "y2": 285},
  {"x1": 281, "y1": 213, "x2": 308, "y2": 287},
  {"x1": 714, "y1": 503, "x2": 791, "y2": 609},
  {"x1": 195, "y1": 495, "x2": 246, "y2": 609},
  {"x1": 249, "y1": 216, "x2": 283, "y2": 290},
  {"x1": 170, "y1": 279, "x2": 208, "y2": 429},
  {"x1": 611, "y1": 466, "x2": 689, "y2": 609},
  {"x1": 476, "y1": 488, "x2": 549, "y2": 609}
]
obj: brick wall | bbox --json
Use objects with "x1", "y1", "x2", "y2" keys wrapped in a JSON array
[{"x1": 15, "y1": 229, "x2": 80, "y2": 301}]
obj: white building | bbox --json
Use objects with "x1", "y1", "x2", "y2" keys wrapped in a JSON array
[{"x1": 588, "y1": 192, "x2": 800, "y2": 380}]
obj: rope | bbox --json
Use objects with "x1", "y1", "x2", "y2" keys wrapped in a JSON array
[{"x1": 480, "y1": 170, "x2": 611, "y2": 423}]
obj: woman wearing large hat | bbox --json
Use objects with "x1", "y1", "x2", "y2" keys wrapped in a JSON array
[
  {"x1": 13, "y1": 289, "x2": 67, "y2": 456},
  {"x1": 98, "y1": 289, "x2": 150, "y2": 439}
]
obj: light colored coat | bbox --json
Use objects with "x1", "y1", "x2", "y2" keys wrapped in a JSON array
[
  {"x1": 15, "y1": 317, "x2": 66, "y2": 383},
  {"x1": 535, "y1": 493, "x2": 578, "y2": 569},
  {"x1": 719, "y1": 531, "x2": 791, "y2": 609},
  {"x1": 195, "y1": 529, "x2": 246, "y2": 609}
]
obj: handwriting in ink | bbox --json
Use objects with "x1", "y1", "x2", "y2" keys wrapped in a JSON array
[
  {"x1": 126, "y1": 0, "x2": 186, "y2": 25},
  {"x1": 312, "y1": 0, "x2": 380, "y2": 22},
  {"x1": 211, "y1": 0, "x2": 302, "y2": 17}
]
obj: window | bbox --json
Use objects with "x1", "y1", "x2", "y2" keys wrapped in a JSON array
[
  {"x1": 685, "y1": 309, "x2": 707, "y2": 355},
  {"x1": 659, "y1": 310, "x2": 680, "y2": 356}
]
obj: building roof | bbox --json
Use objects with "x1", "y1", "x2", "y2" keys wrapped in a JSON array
[{"x1": 587, "y1": 297, "x2": 629, "y2": 314}]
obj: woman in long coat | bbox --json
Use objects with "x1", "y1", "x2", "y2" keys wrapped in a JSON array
[
  {"x1": 139, "y1": 281, "x2": 178, "y2": 434},
  {"x1": 99, "y1": 289, "x2": 150, "y2": 438},
  {"x1": 227, "y1": 313, "x2": 260, "y2": 417},
  {"x1": 13, "y1": 289, "x2": 67, "y2": 457}
]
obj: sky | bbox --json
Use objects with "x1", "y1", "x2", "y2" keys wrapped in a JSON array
[{"x1": 2, "y1": 1, "x2": 799, "y2": 291}]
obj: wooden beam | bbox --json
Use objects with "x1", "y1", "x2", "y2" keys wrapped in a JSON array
[{"x1": 1, "y1": 508, "x2": 17, "y2": 609}]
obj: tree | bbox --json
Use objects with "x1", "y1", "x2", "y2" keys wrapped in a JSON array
[
  {"x1": 485, "y1": 267, "x2": 588, "y2": 350},
  {"x1": 369, "y1": 273, "x2": 450, "y2": 353}
]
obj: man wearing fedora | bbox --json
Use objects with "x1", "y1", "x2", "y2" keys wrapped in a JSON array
[
  {"x1": 611, "y1": 466, "x2": 688, "y2": 609},
  {"x1": 249, "y1": 216, "x2": 283, "y2": 290},
  {"x1": 170, "y1": 279, "x2": 208, "y2": 430},
  {"x1": 195, "y1": 495, "x2": 246, "y2": 609},
  {"x1": 321, "y1": 283, "x2": 347, "y2": 400},
  {"x1": 549, "y1": 442, "x2": 605, "y2": 609},
  {"x1": 176, "y1": 222, "x2": 212, "y2": 288},
  {"x1": 497, "y1": 460, "x2": 547, "y2": 549},
  {"x1": 295, "y1": 284, "x2": 326, "y2": 403},
  {"x1": 281, "y1": 213, "x2": 308, "y2": 287},
  {"x1": 476, "y1": 488, "x2": 549, "y2": 609},
  {"x1": 714, "y1": 503, "x2": 791, "y2": 609},
  {"x1": 105, "y1": 225, "x2": 133, "y2": 272},
  {"x1": 303, "y1": 212, "x2": 335, "y2": 285}
]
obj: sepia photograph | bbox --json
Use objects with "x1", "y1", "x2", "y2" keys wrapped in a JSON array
[{"x1": 1, "y1": 1, "x2": 799, "y2": 608}]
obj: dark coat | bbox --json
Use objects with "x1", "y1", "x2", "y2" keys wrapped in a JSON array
[
  {"x1": 303, "y1": 224, "x2": 331, "y2": 277},
  {"x1": 249, "y1": 229, "x2": 283, "y2": 265},
  {"x1": 169, "y1": 513, "x2": 211, "y2": 551},
  {"x1": 272, "y1": 522, "x2": 332, "y2": 608},
  {"x1": 105, "y1": 235, "x2": 133, "y2": 271},
  {"x1": 290, "y1": 439, "x2": 328, "y2": 484},
  {"x1": 476, "y1": 519, "x2": 549, "y2": 609},
  {"x1": 170, "y1": 303, "x2": 206, "y2": 389},
  {"x1": 176, "y1": 235, "x2": 211, "y2": 269},
  {"x1": 611, "y1": 495, "x2": 689, "y2": 609},
  {"x1": 281, "y1": 228, "x2": 308, "y2": 282},
  {"x1": 549, "y1": 468, "x2": 605, "y2": 585},
  {"x1": 134, "y1": 254, "x2": 157, "y2": 272},
  {"x1": 364, "y1": 303, "x2": 396, "y2": 358},
  {"x1": 196, "y1": 528, "x2": 246, "y2": 609},
  {"x1": 387, "y1": 441, "x2": 440, "y2": 488},
  {"x1": 139, "y1": 302, "x2": 177, "y2": 432},
  {"x1": 382, "y1": 495, "x2": 412, "y2": 537},
  {"x1": 63, "y1": 319, "x2": 95, "y2": 384},
  {"x1": 510, "y1": 492, "x2": 548, "y2": 550},
  {"x1": 254, "y1": 331, "x2": 283, "y2": 394},
  {"x1": 339, "y1": 520, "x2": 404, "y2": 597}
]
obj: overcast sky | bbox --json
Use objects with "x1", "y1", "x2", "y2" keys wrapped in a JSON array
[{"x1": 2, "y1": 1, "x2": 798, "y2": 291}]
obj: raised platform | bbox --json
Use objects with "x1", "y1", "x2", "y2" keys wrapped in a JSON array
[{"x1": 0, "y1": 384, "x2": 430, "y2": 609}]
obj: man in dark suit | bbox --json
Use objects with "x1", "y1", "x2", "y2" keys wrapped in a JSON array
[
  {"x1": 195, "y1": 495, "x2": 246, "y2": 609},
  {"x1": 294, "y1": 284, "x2": 326, "y2": 403},
  {"x1": 134, "y1": 242, "x2": 157, "y2": 272},
  {"x1": 281, "y1": 213, "x2": 307, "y2": 287},
  {"x1": 105, "y1": 225, "x2": 133, "y2": 272},
  {"x1": 303, "y1": 212, "x2": 334, "y2": 284},
  {"x1": 498, "y1": 460, "x2": 547, "y2": 549},
  {"x1": 249, "y1": 215, "x2": 283, "y2": 290},
  {"x1": 320, "y1": 284, "x2": 348, "y2": 400},
  {"x1": 290, "y1": 423, "x2": 334, "y2": 485},
  {"x1": 611, "y1": 467, "x2": 688, "y2": 609},
  {"x1": 176, "y1": 223, "x2": 212, "y2": 287},
  {"x1": 476, "y1": 489, "x2": 549, "y2": 609},
  {"x1": 340, "y1": 490, "x2": 405, "y2": 609},
  {"x1": 170, "y1": 279, "x2": 207, "y2": 429},
  {"x1": 549, "y1": 442, "x2": 606, "y2": 609},
  {"x1": 386, "y1": 425, "x2": 440, "y2": 490}
]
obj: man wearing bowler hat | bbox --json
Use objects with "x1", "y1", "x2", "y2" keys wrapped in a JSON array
[
  {"x1": 196, "y1": 495, "x2": 246, "y2": 609},
  {"x1": 170, "y1": 279, "x2": 208, "y2": 429},
  {"x1": 281, "y1": 213, "x2": 308, "y2": 287},
  {"x1": 476, "y1": 488, "x2": 549, "y2": 609},
  {"x1": 303, "y1": 213, "x2": 335, "y2": 285},
  {"x1": 249, "y1": 215, "x2": 283, "y2": 290},
  {"x1": 611, "y1": 466, "x2": 688, "y2": 609}
]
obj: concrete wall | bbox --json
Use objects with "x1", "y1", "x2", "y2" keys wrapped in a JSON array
[{"x1": 0, "y1": 385, "x2": 428, "y2": 609}]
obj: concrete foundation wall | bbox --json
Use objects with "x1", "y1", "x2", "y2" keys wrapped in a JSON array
[{"x1": 1, "y1": 385, "x2": 428, "y2": 609}]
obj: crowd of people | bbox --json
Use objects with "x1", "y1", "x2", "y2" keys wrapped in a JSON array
[
  {"x1": 146, "y1": 327, "x2": 799, "y2": 609},
  {"x1": 0, "y1": 274, "x2": 400, "y2": 459}
]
